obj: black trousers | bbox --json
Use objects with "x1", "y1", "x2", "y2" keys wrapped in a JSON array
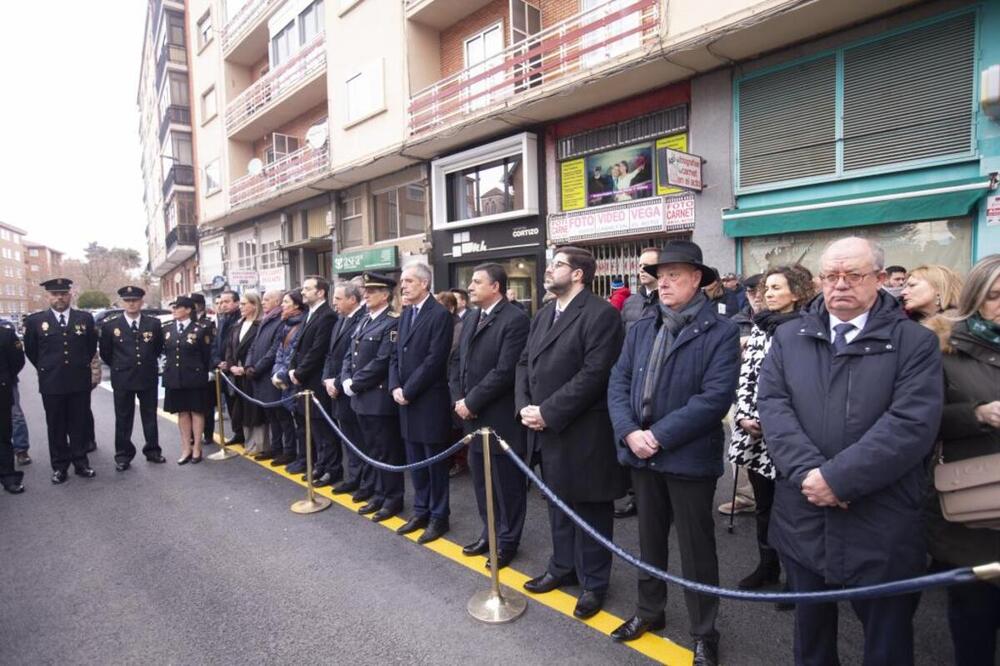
[
  {"x1": 225, "y1": 389, "x2": 243, "y2": 439},
  {"x1": 42, "y1": 391, "x2": 90, "y2": 472},
  {"x1": 113, "y1": 387, "x2": 160, "y2": 463},
  {"x1": 947, "y1": 578, "x2": 1000, "y2": 666},
  {"x1": 405, "y1": 439, "x2": 450, "y2": 521},
  {"x1": 310, "y1": 405, "x2": 342, "y2": 480},
  {"x1": 469, "y1": 446, "x2": 526, "y2": 551},
  {"x1": 747, "y1": 469, "x2": 776, "y2": 552},
  {"x1": 266, "y1": 407, "x2": 295, "y2": 455},
  {"x1": 632, "y1": 468, "x2": 720, "y2": 641},
  {"x1": 358, "y1": 414, "x2": 404, "y2": 510},
  {"x1": 546, "y1": 498, "x2": 614, "y2": 593},
  {"x1": 0, "y1": 386, "x2": 21, "y2": 487},
  {"x1": 203, "y1": 380, "x2": 216, "y2": 443},
  {"x1": 338, "y1": 407, "x2": 374, "y2": 493},
  {"x1": 784, "y1": 556, "x2": 919, "y2": 666}
]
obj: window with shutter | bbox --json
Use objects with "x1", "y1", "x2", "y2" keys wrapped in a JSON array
[
  {"x1": 738, "y1": 56, "x2": 837, "y2": 189},
  {"x1": 842, "y1": 13, "x2": 974, "y2": 171}
]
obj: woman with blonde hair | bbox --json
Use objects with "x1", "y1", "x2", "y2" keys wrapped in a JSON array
[
  {"x1": 225, "y1": 290, "x2": 265, "y2": 454},
  {"x1": 925, "y1": 254, "x2": 1000, "y2": 665},
  {"x1": 901, "y1": 264, "x2": 963, "y2": 323}
]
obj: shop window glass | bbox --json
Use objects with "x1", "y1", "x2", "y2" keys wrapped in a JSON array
[
  {"x1": 372, "y1": 184, "x2": 426, "y2": 242},
  {"x1": 339, "y1": 196, "x2": 363, "y2": 249},
  {"x1": 446, "y1": 157, "x2": 522, "y2": 221}
]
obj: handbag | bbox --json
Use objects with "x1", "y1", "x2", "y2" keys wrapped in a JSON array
[{"x1": 934, "y1": 448, "x2": 1000, "y2": 530}]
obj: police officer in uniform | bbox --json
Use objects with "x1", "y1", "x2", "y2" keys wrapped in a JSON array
[
  {"x1": 341, "y1": 272, "x2": 405, "y2": 522},
  {"x1": 189, "y1": 293, "x2": 217, "y2": 446},
  {"x1": 0, "y1": 320, "x2": 26, "y2": 493},
  {"x1": 99, "y1": 286, "x2": 165, "y2": 471},
  {"x1": 23, "y1": 278, "x2": 98, "y2": 484},
  {"x1": 162, "y1": 296, "x2": 213, "y2": 463}
]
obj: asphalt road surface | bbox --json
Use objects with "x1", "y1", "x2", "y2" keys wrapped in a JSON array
[{"x1": 1, "y1": 370, "x2": 960, "y2": 665}]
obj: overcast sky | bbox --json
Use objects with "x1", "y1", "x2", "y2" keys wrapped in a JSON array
[{"x1": 0, "y1": 3, "x2": 148, "y2": 261}]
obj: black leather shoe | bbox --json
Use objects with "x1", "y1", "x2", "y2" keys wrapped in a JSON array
[
  {"x1": 190, "y1": 456, "x2": 203, "y2": 464},
  {"x1": 358, "y1": 500, "x2": 382, "y2": 515},
  {"x1": 253, "y1": 451, "x2": 276, "y2": 461},
  {"x1": 614, "y1": 499, "x2": 637, "y2": 519},
  {"x1": 693, "y1": 639, "x2": 719, "y2": 666},
  {"x1": 332, "y1": 480, "x2": 359, "y2": 495},
  {"x1": 177, "y1": 454, "x2": 192, "y2": 465},
  {"x1": 416, "y1": 519, "x2": 449, "y2": 544},
  {"x1": 397, "y1": 515, "x2": 429, "y2": 535},
  {"x1": 610, "y1": 615, "x2": 666, "y2": 642},
  {"x1": 115, "y1": 462, "x2": 130, "y2": 472},
  {"x1": 573, "y1": 590, "x2": 605, "y2": 619},
  {"x1": 270, "y1": 454, "x2": 295, "y2": 466},
  {"x1": 15, "y1": 451, "x2": 31, "y2": 466},
  {"x1": 351, "y1": 488, "x2": 374, "y2": 503},
  {"x1": 313, "y1": 472, "x2": 334, "y2": 488},
  {"x1": 51, "y1": 470, "x2": 68, "y2": 485},
  {"x1": 225, "y1": 435, "x2": 245, "y2": 445},
  {"x1": 523, "y1": 571, "x2": 578, "y2": 594},
  {"x1": 146, "y1": 455, "x2": 167, "y2": 464},
  {"x1": 485, "y1": 549, "x2": 516, "y2": 570},
  {"x1": 462, "y1": 537, "x2": 489, "y2": 556},
  {"x1": 3, "y1": 482, "x2": 24, "y2": 494},
  {"x1": 371, "y1": 506, "x2": 399, "y2": 522},
  {"x1": 74, "y1": 466, "x2": 96, "y2": 478}
]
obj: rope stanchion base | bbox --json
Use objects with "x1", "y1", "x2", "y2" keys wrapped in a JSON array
[
  {"x1": 468, "y1": 588, "x2": 528, "y2": 624},
  {"x1": 206, "y1": 443, "x2": 239, "y2": 461},
  {"x1": 291, "y1": 496, "x2": 332, "y2": 514}
]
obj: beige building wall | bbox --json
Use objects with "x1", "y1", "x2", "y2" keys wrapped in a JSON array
[{"x1": 188, "y1": 0, "x2": 229, "y2": 224}]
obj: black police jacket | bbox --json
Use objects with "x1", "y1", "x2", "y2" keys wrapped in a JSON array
[
  {"x1": 24, "y1": 309, "x2": 98, "y2": 395},
  {"x1": 0, "y1": 324, "x2": 25, "y2": 401},
  {"x1": 161, "y1": 320, "x2": 213, "y2": 390},
  {"x1": 99, "y1": 314, "x2": 164, "y2": 391}
]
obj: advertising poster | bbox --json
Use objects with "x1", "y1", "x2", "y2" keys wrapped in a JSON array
[
  {"x1": 560, "y1": 159, "x2": 587, "y2": 211},
  {"x1": 655, "y1": 133, "x2": 688, "y2": 196},
  {"x1": 583, "y1": 143, "x2": 654, "y2": 207}
]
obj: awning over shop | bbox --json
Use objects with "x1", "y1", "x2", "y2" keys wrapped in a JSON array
[{"x1": 723, "y1": 177, "x2": 995, "y2": 238}]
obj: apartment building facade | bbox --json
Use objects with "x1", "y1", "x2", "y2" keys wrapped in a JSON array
[
  {"x1": 23, "y1": 242, "x2": 63, "y2": 313},
  {"x1": 0, "y1": 223, "x2": 28, "y2": 318},
  {"x1": 159, "y1": 0, "x2": 999, "y2": 306}
]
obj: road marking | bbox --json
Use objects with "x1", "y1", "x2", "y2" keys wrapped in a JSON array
[{"x1": 152, "y1": 403, "x2": 692, "y2": 665}]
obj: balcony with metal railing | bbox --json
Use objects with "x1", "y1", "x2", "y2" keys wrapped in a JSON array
[
  {"x1": 225, "y1": 33, "x2": 327, "y2": 141},
  {"x1": 408, "y1": 0, "x2": 660, "y2": 137},
  {"x1": 221, "y1": 0, "x2": 286, "y2": 64},
  {"x1": 158, "y1": 105, "x2": 191, "y2": 144},
  {"x1": 229, "y1": 142, "x2": 329, "y2": 210},
  {"x1": 162, "y1": 164, "x2": 194, "y2": 198},
  {"x1": 151, "y1": 225, "x2": 197, "y2": 277},
  {"x1": 155, "y1": 40, "x2": 187, "y2": 91}
]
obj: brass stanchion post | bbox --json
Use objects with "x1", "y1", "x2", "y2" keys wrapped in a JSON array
[
  {"x1": 291, "y1": 390, "x2": 332, "y2": 514},
  {"x1": 468, "y1": 428, "x2": 527, "y2": 623},
  {"x1": 207, "y1": 371, "x2": 236, "y2": 461}
]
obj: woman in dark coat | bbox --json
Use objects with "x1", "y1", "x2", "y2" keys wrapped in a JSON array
[
  {"x1": 729, "y1": 265, "x2": 814, "y2": 590},
  {"x1": 270, "y1": 291, "x2": 306, "y2": 468},
  {"x1": 244, "y1": 290, "x2": 286, "y2": 461},
  {"x1": 224, "y1": 291, "x2": 263, "y2": 453},
  {"x1": 161, "y1": 296, "x2": 213, "y2": 464},
  {"x1": 925, "y1": 254, "x2": 1000, "y2": 665}
]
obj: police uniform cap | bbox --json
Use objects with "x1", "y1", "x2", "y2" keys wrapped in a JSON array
[
  {"x1": 188, "y1": 293, "x2": 206, "y2": 307},
  {"x1": 40, "y1": 278, "x2": 72, "y2": 293},
  {"x1": 363, "y1": 272, "x2": 396, "y2": 289},
  {"x1": 170, "y1": 296, "x2": 195, "y2": 309},
  {"x1": 118, "y1": 285, "x2": 145, "y2": 300}
]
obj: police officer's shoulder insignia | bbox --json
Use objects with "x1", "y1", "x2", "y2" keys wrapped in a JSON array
[
  {"x1": 113, "y1": 327, "x2": 121, "y2": 337},
  {"x1": 390, "y1": 331, "x2": 398, "y2": 342},
  {"x1": 41, "y1": 321, "x2": 49, "y2": 331}
]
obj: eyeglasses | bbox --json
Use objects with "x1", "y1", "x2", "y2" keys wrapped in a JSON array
[
  {"x1": 818, "y1": 271, "x2": 878, "y2": 287},
  {"x1": 548, "y1": 260, "x2": 572, "y2": 270}
]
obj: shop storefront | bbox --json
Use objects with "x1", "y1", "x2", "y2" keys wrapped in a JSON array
[
  {"x1": 430, "y1": 132, "x2": 545, "y2": 311},
  {"x1": 723, "y1": 7, "x2": 999, "y2": 272},
  {"x1": 333, "y1": 245, "x2": 399, "y2": 278}
]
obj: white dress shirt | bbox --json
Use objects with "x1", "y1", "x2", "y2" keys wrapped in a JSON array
[{"x1": 828, "y1": 310, "x2": 869, "y2": 346}]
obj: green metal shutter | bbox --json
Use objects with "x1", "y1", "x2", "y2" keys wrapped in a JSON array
[
  {"x1": 738, "y1": 56, "x2": 837, "y2": 188},
  {"x1": 843, "y1": 13, "x2": 975, "y2": 171}
]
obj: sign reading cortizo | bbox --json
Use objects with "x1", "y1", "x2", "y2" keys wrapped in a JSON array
[
  {"x1": 432, "y1": 219, "x2": 544, "y2": 260},
  {"x1": 548, "y1": 195, "x2": 694, "y2": 243},
  {"x1": 333, "y1": 246, "x2": 398, "y2": 273},
  {"x1": 664, "y1": 148, "x2": 704, "y2": 192}
]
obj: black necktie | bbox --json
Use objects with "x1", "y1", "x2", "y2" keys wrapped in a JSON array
[
  {"x1": 59, "y1": 314, "x2": 66, "y2": 327},
  {"x1": 131, "y1": 321, "x2": 139, "y2": 333},
  {"x1": 178, "y1": 323, "x2": 185, "y2": 335},
  {"x1": 476, "y1": 310, "x2": 489, "y2": 333},
  {"x1": 833, "y1": 323, "x2": 855, "y2": 354}
]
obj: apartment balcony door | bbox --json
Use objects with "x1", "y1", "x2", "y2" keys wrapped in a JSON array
[
  {"x1": 581, "y1": 0, "x2": 641, "y2": 69},
  {"x1": 510, "y1": 0, "x2": 542, "y2": 93},
  {"x1": 464, "y1": 23, "x2": 505, "y2": 112}
]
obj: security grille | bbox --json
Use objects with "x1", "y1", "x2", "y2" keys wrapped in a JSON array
[
  {"x1": 738, "y1": 56, "x2": 837, "y2": 188},
  {"x1": 557, "y1": 106, "x2": 688, "y2": 160},
  {"x1": 842, "y1": 13, "x2": 974, "y2": 171},
  {"x1": 579, "y1": 235, "x2": 688, "y2": 298}
]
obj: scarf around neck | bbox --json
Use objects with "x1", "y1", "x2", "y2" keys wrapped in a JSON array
[
  {"x1": 753, "y1": 309, "x2": 800, "y2": 336},
  {"x1": 967, "y1": 314, "x2": 1000, "y2": 348},
  {"x1": 640, "y1": 292, "x2": 707, "y2": 424}
]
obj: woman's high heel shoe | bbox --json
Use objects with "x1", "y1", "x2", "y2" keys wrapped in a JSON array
[
  {"x1": 190, "y1": 455, "x2": 203, "y2": 464},
  {"x1": 177, "y1": 454, "x2": 193, "y2": 465}
]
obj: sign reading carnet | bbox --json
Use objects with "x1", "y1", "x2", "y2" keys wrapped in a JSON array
[{"x1": 664, "y1": 148, "x2": 704, "y2": 192}]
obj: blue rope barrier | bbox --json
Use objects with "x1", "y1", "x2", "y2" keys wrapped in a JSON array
[
  {"x1": 218, "y1": 371, "x2": 300, "y2": 409},
  {"x1": 310, "y1": 395, "x2": 473, "y2": 472},
  {"x1": 494, "y1": 433, "x2": 986, "y2": 605}
]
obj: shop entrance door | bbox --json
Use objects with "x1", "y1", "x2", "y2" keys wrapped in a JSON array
[{"x1": 452, "y1": 255, "x2": 538, "y2": 316}]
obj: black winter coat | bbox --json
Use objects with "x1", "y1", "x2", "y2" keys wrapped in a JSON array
[
  {"x1": 515, "y1": 289, "x2": 628, "y2": 502},
  {"x1": 323, "y1": 305, "x2": 367, "y2": 420},
  {"x1": 758, "y1": 291, "x2": 943, "y2": 585},
  {"x1": 245, "y1": 311, "x2": 285, "y2": 404}
]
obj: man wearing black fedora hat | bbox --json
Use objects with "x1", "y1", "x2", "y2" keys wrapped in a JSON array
[{"x1": 607, "y1": 240, "x2": 741, "y2": 665}]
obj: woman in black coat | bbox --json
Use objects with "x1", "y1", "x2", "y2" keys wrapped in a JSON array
[
  {"x1": 244, "y1": 290, "x2": 287, "y2": 461},
  {"x1": 925, "y1": 255, "x2": 1000, "y2": 665},
  {"x1": 162, "y1": 296, "x2": 213, "y2": 464},
  {"x1": 224, "y1": 291, "x2": 263, "y2": 453}
]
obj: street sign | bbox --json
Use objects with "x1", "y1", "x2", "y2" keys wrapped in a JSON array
[{"x1": 664, "y1": 148, "x2": 704, "y2": 192}]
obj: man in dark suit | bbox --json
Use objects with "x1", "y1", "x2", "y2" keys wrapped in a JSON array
[
  {"x1": 390, "y1": 263, "x2": 454, "y2": 544},
  {"x1": 210, "y1": 290, "x2": 242, "y2": 445},
  {"x1": 289, "y1": 275, "x2": 340, "y2": 483},
  {"x1": 23, "y1": 278, "x2": 99, "y2": 484},
  {"x1": 99, "y1": 286, "x2": 166, "y2": 472},
  {"x1": 341, "y1": 273, "x2": 404, "y2": 522},
  {"x1": 515, "y1": 247, "x2": 627, "y2": 620},
  {"x1": 450, "y1": 263, "x2": 530, "y2": 569},
  {"x1": 322, "y1": 277, "x2": 372, "y2": 499},
  {"x1": 0, "y1": 321, "x2": 26, "y2": 494}
]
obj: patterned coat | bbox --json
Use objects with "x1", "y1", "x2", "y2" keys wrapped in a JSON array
[{"x1": 728, "y1": 324, "x2": 776, "y2": 479}]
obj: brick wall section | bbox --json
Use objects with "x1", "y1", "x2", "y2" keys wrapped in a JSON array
[{"x1": 439, "y1": 1, "x2": 582, "y2": 78}]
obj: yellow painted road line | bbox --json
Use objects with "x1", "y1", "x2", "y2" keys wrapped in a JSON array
[{"x1": 153, "y1": 405, "x2": 693, "y2": 665}]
